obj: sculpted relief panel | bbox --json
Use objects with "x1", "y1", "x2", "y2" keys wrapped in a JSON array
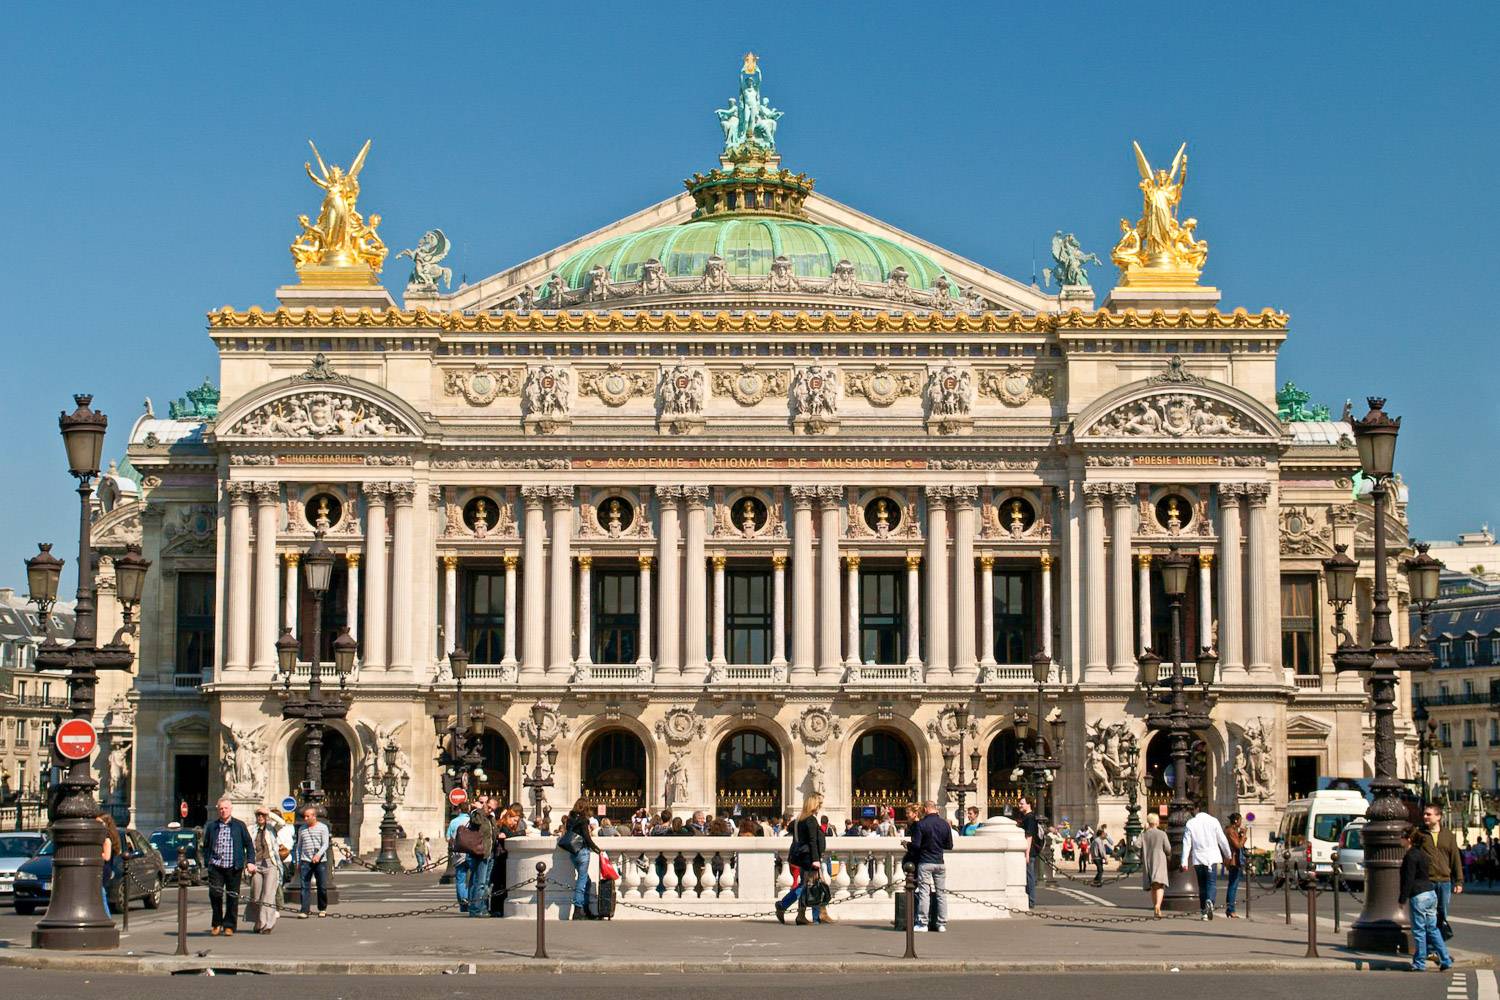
[
  {"x1": 1087, "y1": 393, "x2": 1257, "y2": 438},
  {"x1": 229, "y1": 392, "x2": 413, "y2": 438}
]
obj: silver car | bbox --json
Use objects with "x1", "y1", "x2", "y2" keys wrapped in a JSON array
[
  {"x1": 1334, "y1": 817, "x2": 1366, "y2": 887},
  {"x1": 0, "y1": 832, "x2": 48, "y2": 902}
]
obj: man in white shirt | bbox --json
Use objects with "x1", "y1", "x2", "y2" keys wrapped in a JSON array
[{"x1": 1180, "y1": 805, "x2": 1233, "y2": 920}]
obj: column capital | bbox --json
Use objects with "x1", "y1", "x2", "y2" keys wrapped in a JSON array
[
  {"x1": 1243, "y1": 482, "x2": 1271, "y2": 506},
  {"x1": 638, "y1": 554, "x2": 654, "y2": 569},
  {"x1": 683, "y1": 485, "x2": 710, "y2": 507},
  {"x1": 905, "y1": 554, "x2": 922, "y2": 570},
  {"x1": 978, "y1": 553, "x2": 994, "y2": 570},
  {"x1": 362, "y1": 480, "x2": 392, "y2": 502},
  {"x1": 442, "y1": 554, "x2": 459, "y2": 570},
  {"x1": 253, "y1": 481, "x2": 281, "y2": 503},
  {"x1": 815, "y1": 485, "x2": 844, "y2": 507},
  {"x1": 1109, "y1": 482, "x2": 1137, "y2": 506},
  {"x1": 504, "y1": 553, "x2": 519, "y2": 569},
  {"x1": 1137, "y1": 551, "x2": 1154, "y2": 569},
  {"x1": 654, "y1": 485, "x2": 684, "y2": 501},
  {"x1": 923, "y1": 485, "x2": 953, "y2": 501},
  {"x1": 1081, "y1": 482, "x2": 1111, "y2": 507},
  {"x1": 790, "y1": 485, "x2": 818, "y2": 509},
  {"x1": 1039, "y1": 552, "x2": 1054, "y2": 570},
  {"x1": 845, "y1": 553, "x2": 861, "y2": 569},
  {"x1": 1198, "y1": 551, "x2": 1215, "y2": 569},
  {"x1": 547, "y1": 485, "x2": 575, "y2": 509},
  {"x1": 711, "y1": 554, "x2": 727, "y2": 569},
  {"x1": 226, "y1": 481, "x2": 255, "y2": 505},
  {"x1": 389, "y1": 481, "x2": 418, "y2": 506},
  {"x1": 520, "y1": 485, "x2": 549, "y2": 507},
  {"x1": 577, "y1": 554, "x2": 593, "y2": 569},
  {"x1": 1218, "y1": 482, "x2": 1248, "y2": 500},
  {"x1": 772, "y1": 554, "x2": 787, "y2": 569},
  {"x1": 950, "y1": 485, "x2": 979, "y2": 505},
  {"x1": 283, "y1": 551, "x2": 300, "y2": 567},
  {"x1": 345, "y1": 552, "x2": 360, "y2": 568}
]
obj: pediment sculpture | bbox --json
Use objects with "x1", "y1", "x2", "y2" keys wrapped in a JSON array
[
  {"x1": 925, "y1": 365, "x2": 972, "y2": 417},
  {"x1": 221, "y1": 723, "x2": 269, "y2": 800},
  {"x1": 790, "y1": 364, "x2": 840, "y2": 433},
  {"x1": 523, "y1": 364, "x2": 573, "y2": 418},
  {"x1": 230, "y1": 391, "x2": 412, "y2": 438},
  {"x1": 659, "y1": 364, "x2": 706, "y2": 417},
  {"x1": 1087, "y1": 393, "x2": 1256, "y2": 438}
]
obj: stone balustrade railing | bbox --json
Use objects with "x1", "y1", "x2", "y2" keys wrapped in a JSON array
[{"x1": 502, "y1": 815, "x2": 1028, "y2": 919}]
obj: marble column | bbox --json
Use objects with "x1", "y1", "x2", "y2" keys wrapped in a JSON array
[
  {"x1": 924, "y1": 487, "x2": 951, "y2": 677},
  {"x1": 637, "y1": 555, "x2": 654, "y2": 668},
  {"x1": 683, "y1": 487, "x2": 709, "y2": 675},
  {"x1": 344, "y1": 553, "x2": 360, "y2": 644},
  {"x1": 978, "y1": 554, "x2": 996, "y2": 670},
  {"x1": 575, "y1": 555, "x2": 593, "y2": 667},
  {"x1": 844, "y1": 554, "x2": 861, "y2": 666},
  {"x1": 1109, "y1": 484, "x2": 1136, "y2": 675},
  {"x1": 362, "y1": 482, "x2": 389, "y2": 669},
  {"x1": 790, "y1": 488, "x2": 817, "y2": 681},
  {"x1": 1245, "y1": 482, "x2": 1272, "y2": 676},
  {"x1": 1137, "y1": 551, "x2": 1153, "y2": 655},
  {"x1": 1040, "y1": 552, "x2": 1054, "y2": 660},
  {"x1": 905, "y1": 554, "x2": 922, "y2": 669},
  {"x1": 951, "y1": 486, "x2": 978, "y2": 681},
  {"x1": 548, "y1": 486, "x2": 575, "y2": 676},
  {"x1": 442, "y1": 555, "x2": 458, "y2": 657},
  {"x1": 502, "y1": 554, "x2": 518, "y2": 666},
  {"x1": 252, "y1": 483, "x2": 280, "y2": 670},
  {"x1": 1218, "y1": 484, "x2": 1246, "y2": 679},
  {"x1": 771, "y1": 554, "x2": 787, "y2": 669},
  {"x1": 282, "y1": 553, "x2": 298, "y2": 632},
  {"x1": 654, "y1": 487, "x2": 682, "y2": 675},
  {"x1": 1081, "y1": 484, "x2": 1110, "y2": 681},
  {"x1": 711, "y1": 554, "x2": 727, "y2": 667},
  {"x1": 520, "y1": 488, "x2": 547, "y2": 680},
  {"x1": 817, "y1": 487, "x2": 843, "y2": 677},
  {"x1": 1198, "y1": 553, "x2": 1214, "y2": 654},
  {"x1": 389, "y1": 482, "x2": 416, "y2": 671},
  {"x1": 224, "y1": 482, "x2": 253, "y2": 670}
]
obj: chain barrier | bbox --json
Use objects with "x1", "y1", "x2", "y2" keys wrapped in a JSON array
[
  {"x1": 946, "y1": 887, "x2": 1193, "y2": 924},
  {"x1": 1042, "y1": 857, "x2": 1134, "y2": 886},
  {"x1": 330, "y1": 841, "x2": 452, "y2": 876}
]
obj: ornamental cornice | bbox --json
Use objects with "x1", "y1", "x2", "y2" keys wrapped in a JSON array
[{"x1": 207, "y1": 306, "x2": 1289, "y2": 334}]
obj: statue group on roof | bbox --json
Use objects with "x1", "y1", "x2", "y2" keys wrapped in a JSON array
[{"x1": 715, "y1": 53, "x2": 784, "y2": 157}]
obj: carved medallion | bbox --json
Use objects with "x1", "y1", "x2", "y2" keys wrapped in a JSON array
[
  {"x1": 444, "y1": 364, "x2": 520, "y2": 407},
  {"x1": 979, "y1": 366, "x2": 1057, "y2": 407},
  {"x1": 791, "y1": 706, "x2": 842, "y2": 747},
  {"x1": 655, "y1": 707, "x2": 706, "y2": 745},
  {"x1": 579, "y1": 364, "x2": 652, "y2": 407},
  {"x1": 846, "y1": 364, "x2": 919, "y2": 407},
  {"x1": 713, "y1": 364, "x2": 790, "y2": 406}
]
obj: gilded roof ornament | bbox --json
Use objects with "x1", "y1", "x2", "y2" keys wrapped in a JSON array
[
  {"x1": 291, "y1": 139, "x2": 387, "y2": 286},
  {"x1": 1111, "y1": 141, "x2": 1209, "y2": 288},
  {"x1": 716, "y1": 53, "x2": 782, "y2": 159}
]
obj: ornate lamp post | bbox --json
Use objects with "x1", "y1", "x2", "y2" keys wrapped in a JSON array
[
  {"x1": 520, "y1": 703, "x2": 559, "y2": 817},
  {"x1": 374, "y1": 738, "x2": 402, "y2": 872},
  {"x1": 1322, "y1": 399, "x2": 1439, "y2": 951},
  {"x1": 273, "y1": 529, "x2": 353, "y2": 905},
  {"x1": 1118, "y1": 729, "x2": 1144, "y2": 874},
  {"x1": 31, "y1": 395, "x2": 150, "y2": 950},
  {"x1": 1142, "y1": 546, "x2": 1217, "y2": 912},
  {"x1": 1417, "y1": 717, "x2": 1441, "y2": 804},
  {"x1": 1014, "y1": 652, "x2": 1063, "y2": 885}
]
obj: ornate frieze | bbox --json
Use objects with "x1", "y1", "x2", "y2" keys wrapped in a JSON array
[
  {"x1": 433, "y1": 457, "x2": 572, "y2": 470},
  {"x1": 711, "y1": 364, "x2": 790, "y2": 406},
  {"x1": 577, "y1": 363, "x2": 651, "y2": 407},
  {"x1": 790, "y1": 364, "x2": 840, "y2": 434},
  {"x1": 977, "y1": 365, "x2": 1057, "y2": 407},
  {"x1": 443, "y1": 363, "x2": 522, "y2": 406},
  {"x1": 658, "y1": 364, "x2": 706, "y2": 434},
  {"x1": 844, "y1": 364, "x2": 920, "y2": 407},
  {"x1": 791, "y1": 706, "x2": 842, "y2": 747},
  {"x1": 1087, "y1": 393, "x2": 1256, "y2": 438},
  {"x1": 925, "y1": 364, "x2": 973, "y2": 435},
  {"x1": 522, "y1": 363, "x2": 573, "y2": 433},
  {"x1": 228, "y1": 391, "x2": 413, "y2": 439},
  {"x1": 1279, "y1": 505, "x2": 1331, "y2": 556}
]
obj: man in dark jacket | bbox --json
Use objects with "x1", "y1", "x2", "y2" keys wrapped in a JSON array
[
  {"x1": 1417, "y1": 803, "x2": 1464, "y2": 937},
  {"x1": 903, "y1": 800, "x2": 954, "y2": 931},
  {"x1": 202, "y1": 796, "x2": 256, "y2": 935}
]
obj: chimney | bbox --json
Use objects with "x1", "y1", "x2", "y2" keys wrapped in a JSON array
[{"x1": 0, "y1": 588, "x2": 13, "y2": 604}]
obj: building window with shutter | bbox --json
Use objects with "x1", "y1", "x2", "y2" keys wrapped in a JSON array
[
  {"x1": 1280, "y1": 575, "x2": 1319, "y2": 675},
  {"x1": 175, "y1": 572, "x2": 216, "y2": 678}
]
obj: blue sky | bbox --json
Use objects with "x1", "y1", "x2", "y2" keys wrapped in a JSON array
[{"x1": 1, "y1": 2, "x2": 1496, "y2": 587}]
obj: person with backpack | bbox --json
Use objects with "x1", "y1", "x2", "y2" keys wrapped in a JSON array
[
  {"x1": 775, "y1": 793, "x2": 829, "y2": 925},
  {"x1": 558, "y1": 797, "x2": 601, "y2": 920}
]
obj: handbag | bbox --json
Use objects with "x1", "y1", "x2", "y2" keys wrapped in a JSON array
[
  {"x1": 802, "y1": 869, "x2": 831, "y2": 908},
  {"x1": 557, "y1": 828, "x2": 583, "y2": 854},
  {"x1": 598, "y1": 852, "x2": 620, "y2": 881},
  {"x1": 454, "y1": 823, "x2": 485, "y2": 855}
]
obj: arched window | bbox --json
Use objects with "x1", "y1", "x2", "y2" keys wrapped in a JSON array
[
  {"x1": 987, "y1": 730, "x2": 1021, "y2": 813},
  {"x1": 473, "y1": 729, "x2": 511, "y2": 803},
  {"x1": 716, "y1": 730, "x2": 781, "y2": 817},
  {"x1": 288, "y1": 728, "x2": 353, "y2": 837},
  {"x1": 581, "y1": 729, "x2": 646, "y2": 820},
  {"x1": 850, "y1": 730, "x2": 916, "y2": 812}
]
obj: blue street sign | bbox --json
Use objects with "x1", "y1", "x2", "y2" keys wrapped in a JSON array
[{"x1": 281, "y1": 796, "x2": 297, "y2": 812}]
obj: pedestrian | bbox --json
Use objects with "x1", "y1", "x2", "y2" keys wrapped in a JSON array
[
  {"x1": 446, "y1": 806, "x2": 471, "y2": 910},
  {"x1": 1417, "y1": 802, "x2": 1463, "y2": 943},
  {"x1": 1140, "y1": 813, "x2": 1172, "y2": 918},
  {"x1": 454, "y1": 805, "x2": 494, "y2": 918},
  {"x1": 596, "y1": 816, "x2": 620, "y2": 837},
  {"x1": 559, "y1": 797, "x2": 600, "y2": 920},
  {"x1": 1016, "y1": 795, "x2": 1041, "y2": 907},
  {"x1": 1223, "y1": 812, "x2": 1247, "y2": 918},
  {"x1": 203, "y1": 796, "x2": 256, "y2": 935},
  {"x1": 294, "y1": 805, "x2": 331, "y2": 918},
  {"x1": 247, "y1": 806, "x2": 281, "y2": 933},
  {"x1": 776, "y1": 793, "x2": 829, "y2": 925},
  {"x1": 1401, "y1": 824, "x2": 1453, "y2": 972},
  {"x1": 414, "y1": 832, "x2": 430, "y2": 869},
  {"x1": 96, "y1": 813, "x2": 122, "y2": 917},
  {"x1": 1077, "y1": 827, "x2": 1091, "y2": 873},
  {"x1": 1089, "y1": 824, "x2": 1113, "y2": 886},
  {"x1": 905, "y1": 799, "x2": 954, "y2": 932},
  {"x1": 1180, "y1": 804, "x2": 1231, "y2": 920},
  {"x1": 961, "y1": 805, "x2": 982, "y2": 836}
]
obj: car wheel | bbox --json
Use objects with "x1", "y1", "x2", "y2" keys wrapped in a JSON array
[
  {"x1": 15, "y1": 902, "x2": 35, "y2": 916},
  {"x1": 144, "y1": 879, "x2": 162, "y2": 909}
]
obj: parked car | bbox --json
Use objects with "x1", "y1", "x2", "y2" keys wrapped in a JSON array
[
  {"x1": 12, "y1": 828, "x2": 166, "y2": 915},
  {"x1": 148, "y1": 825, "x2": 204, "y2": 885},
  {"x1": 1334, "y1": 817, "x2": 1367, "y2": 887},
  {"x1": 1271, "y1": 790, "x2": 1368, "y2": 884},
  {"x1": 0, "y1": 831, "x2": 48, "y2": 902}
]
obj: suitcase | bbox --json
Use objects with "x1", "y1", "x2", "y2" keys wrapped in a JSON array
[{"x1": 595, "y1": 877, "x2": 617, "y2": 919}]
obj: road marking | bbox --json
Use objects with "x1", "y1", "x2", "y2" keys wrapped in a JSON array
[
  {"x1": 1450, "y1": 972, "x2": 1471, "y2": 1000},
  {"x1": 1479, "y1": 969, "x2": 1499, "y2": 1000},
  {"x1": 1444, "y1": 915, "x2": 1500, "y2": 928},
  {"x1": 1051, "y1": 886, "x2": 1117, "y2": 907}
]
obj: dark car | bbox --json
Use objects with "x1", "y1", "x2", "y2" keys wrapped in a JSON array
[
  {"x1": 148, "y1": 825, "x2": 205, "y2": 885},
  {"x1": 0, "y1": 832, "x2": 48, "y2": 901},
  {"x1": 12, "y1": 828, "x2": 166, "y2": 915}
]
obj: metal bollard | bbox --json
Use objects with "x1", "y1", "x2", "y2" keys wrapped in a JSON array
[
  {"x1": 902, "y1": 862, "x2": 917, "y2": 960},
  {"x1": 533, "y1": 862, "x2": 548, "y2": 960},
  {"x1": 1243, "y1": 853, "x2": 1252, "y2": 921},
  {"x1": 1331, "y1": 850, "x2": 1340, "y2": 933},
  {"x1": 1283, "y1": 851, "x2": 1292, "y2": 925},
  {"x1": 1304, "y1": 875, "x2": 1319, "y2": 958},
  {"x1": 119, "y1": 869, "x2": 128, "y2": 933},
  {"x1": 175, "y1": 848, "x2": 188, "y2": 957}
]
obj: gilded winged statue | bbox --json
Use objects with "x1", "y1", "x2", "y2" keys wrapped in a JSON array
[
  {"x1": 291, "y1": 139, "x2": 387, "y2": 273},
  {"x1": 1112, "y1": 141, "x2": 1208, "y2": 277}
]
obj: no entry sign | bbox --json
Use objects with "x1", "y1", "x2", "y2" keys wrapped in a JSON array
[
  {"x1": 448, "y1": 786, "x2": 468, "y2": 808},
  {"x1": 55, "y1": 719, "x2": 98, "y2": 761}
]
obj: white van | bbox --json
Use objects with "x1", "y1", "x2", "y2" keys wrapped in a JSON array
[{"x1": 1274, "y1": 790, "x2": 1368, "y2": 882}]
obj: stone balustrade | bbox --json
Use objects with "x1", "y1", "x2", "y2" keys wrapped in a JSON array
[{"x1": 502, "y1": 815, "x2": 1028, "y2": 920}]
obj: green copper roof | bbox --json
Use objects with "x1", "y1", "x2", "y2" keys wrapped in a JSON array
[{"x1": 555, "y1": 216, "x2": 949, "y2": 291}]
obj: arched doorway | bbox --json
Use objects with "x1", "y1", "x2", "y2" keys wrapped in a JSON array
[
  {"x1": 850, "y1": 729, "x2": 916, "y2": 815},
  {"x1": 474, "y1": 729, "x2": 511, "y2": 804},
  {"x1": 987, "y1": 730, "x2": 1021, "y2": 815},
  {"x1": 288, "y1": 727, "x2": 353, "y2": 837},
  {"x1": 716, "y1": 730, "x2": 781, "y2": 819},
  {"x1": 580, "y1": 729, "x2": 646, "y2": 820},
  {"x1": 1144, "y1": 732, "x2": 1209, "y2": 816}
]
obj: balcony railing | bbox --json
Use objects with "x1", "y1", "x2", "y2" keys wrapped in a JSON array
[
  {"x1": 574, "y1": 663, "x2": 649, "y2": 685},
  {"x1": 173, "y1": 674, "x2": 203, "y2": 690},
  {"x1": 1294, "y1": 674, "x2": 1323, "y2": 691},
  {"x1": 1415, "y1": 692, "x2": 1500, "y2": 708},
  {"x1": 845, "y1": 663, "x2": 920, "y2": 685}
]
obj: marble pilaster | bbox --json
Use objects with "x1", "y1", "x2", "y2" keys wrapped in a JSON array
[
  {"x1": 362, "y1": 482, "x2": 390, "y2": 669},
  {"x1": 924, "y1": 486, "x2": 951, "y2": 677}
]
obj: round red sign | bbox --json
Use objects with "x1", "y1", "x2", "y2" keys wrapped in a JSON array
[
  {"x1": 180, "y1": 801, "x2": 189, "y2": 819},
  {"x1": 448, "y1": 786, "x2": 468, "y2": 808},
  {"x1": 55, "y1": 718, "x2": 98, "y2": 761}
]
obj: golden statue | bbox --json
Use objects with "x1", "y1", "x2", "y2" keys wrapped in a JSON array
[
  {"x1": 291, "y1": 139, "x2": 387, "y2": 284},
  {"x1": 1112, "y1": 141, "x2": 1208, "y2": 287}
]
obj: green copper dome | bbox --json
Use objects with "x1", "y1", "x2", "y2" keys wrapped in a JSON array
[{"x1": 554, "y1": 216, "x2": 950, "y2": 292}]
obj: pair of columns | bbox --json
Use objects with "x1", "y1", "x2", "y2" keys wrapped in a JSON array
[{"x1": 223, "y1": 479, "x2": 417, "y2": 673}]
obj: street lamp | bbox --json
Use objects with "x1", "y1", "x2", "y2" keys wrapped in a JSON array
[
  {"x1": 939, "y1": 704, "x2": 979, "y2": 829},
  {"x1": 1323, "y1": 397, "x2": 1438, "y2": 952},
  {"x1": 1118, "y1": 728, "x2": 1145, "y2": 874},
  {"x1": 1141, "y1": 546, "x2": 1215, "y2": 912},
  {"x1": 375, "y1": 738, "x2": 402, "y2": 872},
  {"x1": 521, "y1": 702, "x2": 559, "y2": 816},
  {"x1": 1013, "y1": 650, "x2": 1062, "y2": 886},
  {"x1": 32, "y1": 395, "x2": 148, "y2": 951},
  {"x1": 272, "y1": 529, "x2": 352, "y2": 906}
]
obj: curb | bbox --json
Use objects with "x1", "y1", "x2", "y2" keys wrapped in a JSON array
[{"x1": 0, "y1": 950, "x2": 1491, "y2": 976}]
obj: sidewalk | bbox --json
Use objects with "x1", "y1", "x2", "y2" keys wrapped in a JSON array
[{"x1": 0, "y1": 890, "x2": 1490, "y2": 975}]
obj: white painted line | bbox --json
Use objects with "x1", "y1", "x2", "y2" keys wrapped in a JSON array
[
  {"x1": 1053, "y1": 886, "x2": 1117, "y2": 907},
  {"x1": 1478, "y1": 970, "x2": 1499, "y2": 1000},
  {"x1": 1445, "y1": 915, "x2": 1500, "y2": 928}
]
